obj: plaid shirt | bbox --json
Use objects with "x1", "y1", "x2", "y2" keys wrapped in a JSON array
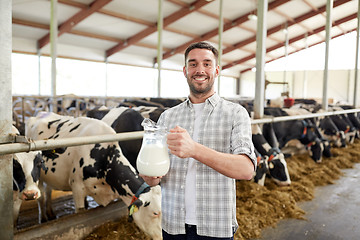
[{"x1": 158, "y1": 93, "x2": 256, "y2": 238}]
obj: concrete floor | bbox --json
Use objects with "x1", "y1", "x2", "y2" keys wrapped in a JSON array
[{"x1": 252, "y1": 163, "x2": 360, "y2": 240}]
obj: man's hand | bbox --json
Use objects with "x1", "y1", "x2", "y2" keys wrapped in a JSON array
[
  {"x1": 139, "y1": 174, "x2": 163, "y2": 186},
  {"x1": 167, "y1": 126, "x2": 196, "y2": 158}
]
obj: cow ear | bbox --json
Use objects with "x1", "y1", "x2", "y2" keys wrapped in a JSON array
[
  {"x1": 42, "y1": 147, "x2": 66, "y2": 159},
  {"x1": 128, "y1": 199, "x2": 143, "y2": 222}
]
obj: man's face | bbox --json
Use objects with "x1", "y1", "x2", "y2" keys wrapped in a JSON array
[{"x1": 183, "y1": 48, "x2": 219, "y2": 96}]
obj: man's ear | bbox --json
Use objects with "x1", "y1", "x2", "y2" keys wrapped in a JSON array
[
  {"x1": 183, "y1": 65, "x2": 187, "y2": 78},
  {"x1": 215, "y1": 65, "x2": 220, "y2": 78}
]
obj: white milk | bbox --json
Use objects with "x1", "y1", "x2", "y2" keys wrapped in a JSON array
[{"x1": 137, "y1": 144, "x2": 170, "y2": 177}]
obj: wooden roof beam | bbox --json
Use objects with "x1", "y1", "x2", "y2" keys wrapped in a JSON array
[
  {"x1": 60, "y1": 0, "x2": 201, "y2": 40},
  {"x1": 222, "y1": 12, "x2": 357, "y2": 71},
  {"x1": 13, "y1": 18, "x2": 172, "y2": 52},
  {"x1": 222, "y1": 0, "x2": 351, "y2": 55},
  {"x1": 105, "y1": 0, "x2": 212, "y2": 58},
  {"x1": 160, "y1": 0, "x2": 292, "y2": 61},
  {"x1": 240, "y1": 27, "x2": 357, "y2": 73},
  {"x1": 37, "y1": 0, "x2": 112, "y2": 49}
]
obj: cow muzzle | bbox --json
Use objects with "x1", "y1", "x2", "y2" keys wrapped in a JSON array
[{"x1": 22, "y1": 190, "x2": 39, "y2": 200}]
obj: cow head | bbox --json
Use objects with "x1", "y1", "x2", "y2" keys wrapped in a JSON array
[
  {"x1": 299, "y1": 120, "x2": 323, "y2": 163},
  {"x1": 129, "y1": 185, "x2": 162, "y2": 240},
  {"x1": 305, "y1": 138, "x2": 324, "y2": 163},
  {"x1": 319, "y1": 117, "x2": 346, "y2": 148},
  {"x1": 13, "y1": 151, "x2": 45, "y2": 201},
  {"x1": 321, "y1": 139, "x2": 332, "y2": 158},
  {"x1": 267, "y1": 148, "x2": 291, "y2": 186},
  {"x1": 253, "y1": 153, "x2": 269, "y2": 186},
  {"x1": 331, "y1": 115, "x2": 356, "y2": 144}
]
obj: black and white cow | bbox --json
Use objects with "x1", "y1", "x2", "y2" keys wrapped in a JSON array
[
  {"x1": 315, "y1": 115, "x2": 347, "y2": 148},
  {"x1": 133, "y1": 106, "x2": 166, "y2": 123},
  {"x1": 87, "y1": 105, "x2": 167, "y2": 171},
  {"x1": 253, "y1": 149, "x2": 268, "y2": 186},
  {"x1": 87, "y1": 106, "x2": 144, "y2": 170},
  {"x1": 252, "y1": 124, "x2": 291, "y2": 186},
  {"x1": 120, "y1": 99, "x2": 165, "y2": 108},
  {"x1": 263, "y1": 107, "x2": 323, "y2": 163},
  {"x1": 291, "y1": 103, "x2": 347, "y2": 148},
  {"x1": 282, "y1": 108, "x2": 332, "y2": 158},
  {"x1": 328, "y1": 106, "x2": 358, "y2": 144},
  {"x1": 143, "y1": 97, "x2": 185, "y2": 108},
  {"x1": 12, "y1": 126, "x2": 45, "y2": 227},
  {"x1": 340, "y1": 105, "x2": 360, "y2": 138},
  {"x1": 25, "y1": 112, "x2": 162, "y2": 239}
]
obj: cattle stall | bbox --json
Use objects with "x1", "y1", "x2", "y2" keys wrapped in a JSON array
[{"x1": 1, "y1": 107, "x2": 360, "y2": 239}]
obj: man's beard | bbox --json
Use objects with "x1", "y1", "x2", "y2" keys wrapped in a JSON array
[{"x1": 187, "y1": 74, "x2": 214, "y2": 95}]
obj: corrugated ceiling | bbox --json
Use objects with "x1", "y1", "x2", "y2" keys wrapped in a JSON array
[{"x1": 12, "y1": 0, "x2": 359, "y2": 77}]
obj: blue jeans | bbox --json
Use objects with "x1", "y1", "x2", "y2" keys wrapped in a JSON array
[{"x1": 162, "y1": 224, "x2": 234, "y2": 240}]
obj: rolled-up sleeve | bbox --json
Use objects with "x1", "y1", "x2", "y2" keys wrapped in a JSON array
[{"x1": 231, "y1": 106, "x2": 257, "y2": 170}]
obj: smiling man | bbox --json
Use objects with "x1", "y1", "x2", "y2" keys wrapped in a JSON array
[{"x1": 141, "y1": 41, "x2": 256, "y2": 239}]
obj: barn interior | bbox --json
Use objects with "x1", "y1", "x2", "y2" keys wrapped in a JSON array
[{"x1": 1, "y1": 0, "x2": 360, "y2": 239}]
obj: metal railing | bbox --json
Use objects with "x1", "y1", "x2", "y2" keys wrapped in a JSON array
[
  {"x1": 1, "y1": 108, "x2": 360, "y2": 156},
  {"x1": 0, "y1": 131, "x2": 144, "y2": 156},
  {"x1": 251, "y1": 108, "x2": 360, "y2": 124}
]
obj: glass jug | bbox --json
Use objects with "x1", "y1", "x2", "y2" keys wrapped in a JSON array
[{"x1": 136, "y1": 118, "x2": 170, "y2": 176}]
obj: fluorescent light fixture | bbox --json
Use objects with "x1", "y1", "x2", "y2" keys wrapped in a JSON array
[{"x1": 248, "y1": 14, "x2": 257, "y2": 21}]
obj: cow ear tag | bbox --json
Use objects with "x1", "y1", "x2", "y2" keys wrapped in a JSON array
[
  {"x1": 269, "y1": 162, "x2": 274, "y2": 169},
  {"x1": 129, "y1": 204, "x2": 139, "y2": 216}
]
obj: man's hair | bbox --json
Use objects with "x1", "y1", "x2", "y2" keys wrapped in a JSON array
[{"x1": 184, "y1": 41, "x2": 219, "y2": 65}]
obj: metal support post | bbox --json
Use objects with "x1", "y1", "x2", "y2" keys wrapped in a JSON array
[
  {"x1": 322, "y1": 0, "x2": 333, "y2": 111},
  {"x1": 0, "y1": 0, "x2": 14, "y2": 238},
  {"x1": 254, "y1": 0, "x2": 268, "y2": 119}
]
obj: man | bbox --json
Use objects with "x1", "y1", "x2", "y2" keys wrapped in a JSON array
[{"x1": 141, "y1": 41, "x2": 256, "y2": 239}]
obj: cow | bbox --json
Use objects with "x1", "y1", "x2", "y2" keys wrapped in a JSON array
[
  {"x1": 303, "y1": 106, "x2": 353, "y2": 147},
  {"x1": 133, "y1": 106, "x2": 166, "y2": 123},
  {"x1": 329, "y1": 114, "x2": 356, "y2": 144},
  {"x1": 328, "y1": 106, "x2": 358, "y2": 144},
  {"x1": 25, "y1": 112, "x2": 162, "y2": 239},
  {"x1": 87, "y1": 105, "x2": 167, "y2": 171},
  {"x1": 282, "y1": 108, "x2": 332, "y2": 158},
  {"x1": 86, "y1": 106, "x2": 144, "y2": 170},
  {"x1": 12, "y1": 126, "x2": 45, "y2": 228},
  {"x1": 253, "y1": 149, "x2": 268, "y2": 186},
  {"x1": 340, "y1": 105, "x2": 360, "y2": 138},
  {"x1": 120, "y1": 98, "x2": 165, "y2": 108},
  {"x1": 290, "y1": 102, "x2": 347, "y2": 148},
  {"x1": 263, "y1": 107, "x2": 323, "y2": 163},
  {"x1": 252, "y1": 124, "x2": 291, "y2": 186},
  {"x1": 143, "y1": 97, "x2": 185, "y2": 108},
  {"x1": 56, "y1": 94, "x2": 87, "y2": 116},
  {"x1": 314, "y1": 115, "x2": 347, "y2": 148}
]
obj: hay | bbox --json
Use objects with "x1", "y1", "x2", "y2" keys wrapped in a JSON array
[
  {"x1": 84, "y1": 139, "x2": 360, "y2": 240},
  {"x1": 84, "y1": 219, "x2": 152, "y2": 240},
  {"x1": 236, "y1": 138, "x2": 360, "y2": 239}
]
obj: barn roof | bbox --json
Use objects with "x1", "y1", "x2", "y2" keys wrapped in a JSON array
[{"x1": 12, "y1": 0, "x2": 358, "y2": 77}]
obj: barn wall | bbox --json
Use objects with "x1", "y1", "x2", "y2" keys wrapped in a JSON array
[{"x1": 241, "y1": 69, "x2": 356, "y2": 105}]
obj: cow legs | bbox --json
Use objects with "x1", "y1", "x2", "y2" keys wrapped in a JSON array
[
  {"x1": 37, "y1": 181, "x2": 56, "y2": 223},
  {"x1": 13, "y1": 193, "x2": 22, "y2": 228},
  {"x1": 71, "y1": 184, "x2": 87, "y2": 213}
]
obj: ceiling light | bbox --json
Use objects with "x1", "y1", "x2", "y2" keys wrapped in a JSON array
[{"x1": 248, "y1": 14, "x2": 257, "y2": 21}]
